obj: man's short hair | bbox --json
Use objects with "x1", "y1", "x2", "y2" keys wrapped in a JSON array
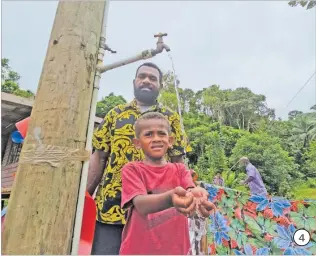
[
  {"x1": 134, "y1": 112, "x2": 171, "y2": 138},
  {"x1": 135, "y1": 62, "x2": 163, "y2": 85}
]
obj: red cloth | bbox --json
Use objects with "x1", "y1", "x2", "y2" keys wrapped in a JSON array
[{"x1": 120, "y1": 161, "x2": 195, "y2": 255}]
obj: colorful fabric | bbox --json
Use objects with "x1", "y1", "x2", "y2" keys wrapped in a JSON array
[
  {"x1": 92, "y1": 99, "x2": 192, "y2": 225},
  {"x1": 120, "y1": 162, "x2": 194, "y2": 255},
  {"x1": 203, "y1": 183, "x2": 316, "y2": 255},
  {"x1": 189, "y1": 216, "x2": 208, "y2": 255}
]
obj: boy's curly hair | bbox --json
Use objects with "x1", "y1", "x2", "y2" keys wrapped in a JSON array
[{"x1": 135, "y1": 112, "x2": 171, "y2": 138}]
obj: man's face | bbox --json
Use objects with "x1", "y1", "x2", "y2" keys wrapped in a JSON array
[
  {"x1": 240, "y1": 160, "x2": 247, "y2": 167},
  {"x1": 133, "y1": 66, "x2": 161, "y2": 105},
  {"x1": 133, "y1": 119, "x2": 173, "y2": 161}
]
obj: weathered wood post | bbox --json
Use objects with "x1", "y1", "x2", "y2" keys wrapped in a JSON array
[{"x1": 2, "y1": 1, "x2": 106, "y2": 254}]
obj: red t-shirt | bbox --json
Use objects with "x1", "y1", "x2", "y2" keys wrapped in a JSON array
[{"x1": 120, "y1": 161, "x2": 195, "y2": 255}]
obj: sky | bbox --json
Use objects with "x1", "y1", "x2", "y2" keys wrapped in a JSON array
[{"x1": 2, "y1": 1, "x2": 316, "y2": 119}]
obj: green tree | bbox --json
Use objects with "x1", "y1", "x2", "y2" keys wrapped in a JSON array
[
  {"x1": 14, "y1": 89, "x2": 35, "y2": 98},
  {"x1": 303, "y1": 140, "x2": 316, "y2": 178},
  {"x1": 96, "y1": 93, "x2": 126, "y2": 118},
  {"x1": 2, "y1": 58, "x2": 20, "y2": 94},
  {"x1": 192, "y1": 88, "x2": 207, "y2": 114},
  {"x1": 224, "y1": 87, "x2": 275, "y2": 131},
  {"x1": 1, "y1": 80, "x2": 19, "y2": 94},
  {"x1": 230, "y1": 132, "x2": 300, "y2": 196},
  {"x1": 288, "y1": 110, "x2": 303, "y2": 120},
  {"x1": 289, "y1": 114, "x2": 316, "y2": 148},
  {"x1": 181, "y1": 88, "x2": 195, "y2": 113},
  {"x1": 159, "y1": 71, "x2": 189, "y2": 113},
  {"x1": 194, "y1": 131, "x2": 229, "y2": 183},
  {"x1": 199, "y1": 86, "x2": 275, "y2": 131},
  {"x1": 161, "y1": 70, "x2": 315, "y2": 199},
  {"x1": 159, "y1": 90, "x2": 178, "y2": 112},
  {"x1": 85, "y1": 69, "x2": 316, "y2": 200},
  {"x1": 221, "y1": 170, "x2": 248, "y2": 192},
  {"x1": 1, "y1": 58, "x2": 34, "y2": 98},
  {"x1": 202, "y1": 85, "x2": 228, "y2": 123},
  {"x1": 288, "y1": 1, "x2": 316, "y2": 10},
  {"x1": 186, "y1": 125, "x2": 213, "y2": 158},
  {"x1": 220, "y1": 126, "x2": 248, "y2": 158},
  {"x1": 1, "y1": 58, "x2": 18, "y2": 82}
]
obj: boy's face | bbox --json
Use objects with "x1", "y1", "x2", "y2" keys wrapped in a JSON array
[{"x1": 133, "y1": 119, "x2": 174, "y2": 161}]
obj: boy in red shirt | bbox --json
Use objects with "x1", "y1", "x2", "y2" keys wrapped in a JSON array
[{"x1": 120, "y1": 112, "x2": 215, "y2": 255}]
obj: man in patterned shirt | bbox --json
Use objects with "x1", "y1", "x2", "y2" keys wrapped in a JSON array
[{"x1": 87, "y1": 62, "x2": 192, "y2": 255}]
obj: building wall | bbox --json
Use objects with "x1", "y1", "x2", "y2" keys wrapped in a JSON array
[
  {"x1": 1, "y1": 163, "x2": 18, "y2": 189},
  {"x1": 2, "y1": 135, "x2": 20, "y2": 190},
  {"x1": 1, "y1": 135, "x2": 8, "y2": 159},
  {"x1": 2, "y1": 135, "x2": 13, "y2": 167}
]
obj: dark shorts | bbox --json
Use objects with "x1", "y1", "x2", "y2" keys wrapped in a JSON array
[{"x1": 91, "y1": 221, "x2": 124, "y2": 255}]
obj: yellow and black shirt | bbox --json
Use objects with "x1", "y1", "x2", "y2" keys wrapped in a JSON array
[{"x1": 92, "y1": 99, "x2": 192, "y2": 225}]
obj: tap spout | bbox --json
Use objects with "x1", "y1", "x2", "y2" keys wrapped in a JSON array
[
  {"x1": 151, "y1": 33, "x2": 170, "y2": 56},
  {"x1": 98, "y1": 32, "x2": 170, "y2": 73}
]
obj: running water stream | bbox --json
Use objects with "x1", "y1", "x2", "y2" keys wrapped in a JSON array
[
  {"x1": 167, "y1": 53, "x2": 184, "y2": 132},
  {"x1": 167, "y1": 53, "x2": 207, "y2": 255}
]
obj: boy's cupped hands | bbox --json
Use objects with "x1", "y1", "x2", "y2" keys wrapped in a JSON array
[{"x1": 171, "y1": 187, "x2": 216, "y2": 218}]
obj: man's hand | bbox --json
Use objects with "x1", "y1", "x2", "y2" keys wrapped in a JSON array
[
  {"x1": 172, "y1": 187, "x2": 196, "y2": 217},
  {"x1": 243, "y1": 176, "x2": 254, "y2": 185},
  {"x1": 240, "y1": 180, "x2": 245, "y2": 185},
  {"x1": 86, "y1": 150, "x2": 107, "y2": 195}
]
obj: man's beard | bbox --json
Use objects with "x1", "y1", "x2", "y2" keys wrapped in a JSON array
[{"x1": 134, "y1": 85, "x2": 159, "y2": 105}]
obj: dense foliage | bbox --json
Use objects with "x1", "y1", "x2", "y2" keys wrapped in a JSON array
[
  {"x1": 2, "y1": 60, "x2": 315, "y2": 200},
  {"x1": 101, "y1": 72, "x2": 316, "y2": 199},
  {"x1": 160, "y1": 73, "x2": 315, "y2": 199},
  {"x1": 288, "y1": 0, "x2": 316, "y2": 10},
  {"x1": 96, "y1": 93, "x2": 126, "y2": 118},
  {"x1": 1, "y1": 58, "x2": 34, "y2": 98}
]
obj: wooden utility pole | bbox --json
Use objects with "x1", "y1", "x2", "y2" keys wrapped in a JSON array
[{"x1": 2, "y1": 1, "x2": 106, "y2": 254}]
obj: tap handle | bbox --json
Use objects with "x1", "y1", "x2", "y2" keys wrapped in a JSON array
[
  {"x1": 104, "y1": 44, "x2": 117, "y2": 54},
  {"x1": 154, "y1": 33, "x2": 168, "y2": 38}
]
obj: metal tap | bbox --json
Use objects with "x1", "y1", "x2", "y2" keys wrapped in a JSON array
[
  {"x1": 98, "y1": 32, "x2": 170, "y2": 73},
  {"x1": 104, "y1": 44, "x2": 117, "y2": 54},
  {"x1": 151, "y1": 33, "x2": 170, "y2": 56},
  {"x1": 99, "y1": 36, "x2": 117, "y2": 54},
  {"x1": 97, "y1": 38, "x2": 116, "y2": 66}
]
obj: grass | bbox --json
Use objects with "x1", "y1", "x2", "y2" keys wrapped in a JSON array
[{"x1": 293, "y1": 188, "x2": 316, "y2": 200}]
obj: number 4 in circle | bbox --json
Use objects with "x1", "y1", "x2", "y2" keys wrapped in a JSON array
[{"x1": 293, "y1": 229, "x2": 311, "y2": 246}]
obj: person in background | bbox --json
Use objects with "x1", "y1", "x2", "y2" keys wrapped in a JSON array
[
  {"x1": 213, "y1": 172, "x2": 224, "y2": 186},
  {"x1": 239, "y1": 157, "x2": 267, "y2": 196},
  {"x1": 87, "y1": 62, "x2": 192, "y2": 255},
  {"x1": 120, "y1": 112, "x2": 215, "y2": 255}
]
